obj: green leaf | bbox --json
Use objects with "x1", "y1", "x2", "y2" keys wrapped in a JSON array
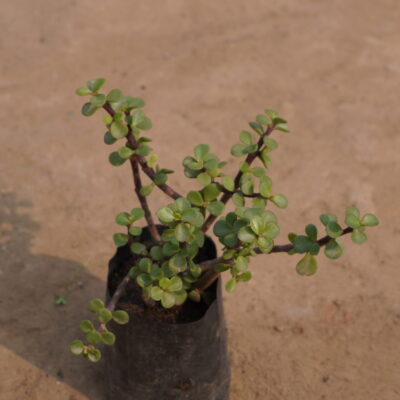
[
  {"x1": 320, "y1": 214, "x2": 337, "y2": 226},
  {"x1": 256, "y1": 114, "x2": 271, "y2": 126},
  {"x1": 118, "y1": 146, "x2": 135, "y2": 159},
  {"x1": 86, "y1": 331, "x2": 102, "y2": 345},
  {"x1": 237, "y1": 271, "x2": 252, "y2": 282},
  {"x1": 125, "y1": 97, "x2": 145, "y2": 109},
  {"x1": 87, "y1": 78, "x2": 106, "y2": 92},
  {"x1": 351, "y1": 229, "x2": 367, "y2": 244},
  {"x1": 110, "y1": 120, "x2": 128, "y2": 139},
  {"x1": 96, "y1": 308, "x2": 112, "y2": 323},
  {"x1": 129, "y1": 266, "x2": 140, "y2": 279},
  {"x1": 234, "y1": 256, "x2": 248, "y2": 272},
  {"x1": 263, "y1": 222, "x2": 280, "y2": 239},
  {"x1": 109, "y1": 151, "x2": 127, "y2": 166},
  {"x1": 252, "y1": 197, "x2": 266, "y2": 209},
  {"x1": 81, "y1": 102, "x2": 97, "y2": 117},
  {"x1": 259, "y1": 149, "x2": 271, "y2": 168},
  {"x1": 150, "y1": 246, "x2": 163, "y2": 261},
  {"x1": 296, "y1": 253, "x2": 318, "y2": 276},
  {"x1": 265, "y1": 109, "x2": 279, "y2": 120},
  {"x1": 263, "y1": 137, "x2": 278, "y2": 150},
  {"x1": 175, "y1": 223, "x2": 191, "y2": 242},
  {"x1": 203, "y1": 183, "x2": 221, "y2": 201},
  {"x1": 288, "y1": 233, "x2": 297, "y2": 244},
  {"x1": 54, "y1": 295, "x2": 67, "y2": 305},
  {"x1": 76, "y1": 87, "x2": 92, "y2": 96},
  {"x1": 270, "y1": 194, "x2": 288, "y2": 209},
  {"x1": 194, "y1": 144, "x2": 210, "y2": 160},
  {"x1": 221, "y1": 175, "x2": 235, "y2": 192},
  {"x1": 157, "y1": 206, "x2": 175, "y2": 223},
  {"x1": 115, "y1": 212, "x2": 131, "y2": 226},
  {"x1": 249, "y1": 121, "x2": 264, "y2": 135},
  {"x1": 107, "y1": 89, "x2": 123, "y2": 102},
  {"x1": 240, "y1": 176, "x2": 254, "y2": 195},
  {"x1": 345, "y1": 214, "x2": 361, "y2": 228},
  {"x1": 260, "y1": 177, "x2": 272, "y2": 198},
  {"x1": 88, "y1": 298, "x2": 104, "y2": 313},
  {"x1": 181, "y1": 208, "x2": 204, "y2": 227},
  {"x1": 231, "y1": 144, "x2": 246, "y2": 157},
  {"x1": 197, "y1": 172, "x2": 211, "y2": 187},
  {"x1": 130, "y1": 208, "x2": 145, "y2": 221},
  {"x1": 305, "y1": 224, "x2": 317, "y2": 241},
  {"x1": 137, "y1": 116, "x2": 152, "y2": 130},
  {"x1": 90, "y1": 94, "x2": 106, "y2": 107},
  {"x1": 207, "y1": 201, "x2": 224, "y2": 216},
  {"x1": 70, "y1": 340, "x2": 85, "y2": 355},
  {"x1": 80, "y1": 320, "x2": 94, "y2": 333},
  {"x1": 214, "y1": 220, "x2": 231, "y2": 237},
  {"x1": 113, "y1": 233, "x2": 129, "y2": 246},
  {"x1": 222, "y1": 233, "x2": 238, "y2": 247},
  {"x1": 240, "y1": 131, "x2": 253, "y2": 145},
  {"x1": 293, "y1": 235, "x2": 314, "y2": 253},
  {"x1": 326, "y1": 221, "x2": 343, "y2": 238},
  {"x1": 173, "y1": 290, "x2": 188, "y2": 306},
  {"x1": 139, "y1": 184, "x2": 154, "y2": 197},
  {"x1": 139, "y1": 258, "x2": 152, "y2": 273},
  {"x1": 225, "y1": 278, "x2": 237, "y2": 292},
  {"x1": 104, "y1": 131, "x2": 117, "y2": 145},
  {"x1": 87, "y1": 348, "x2": 101, "y2": 363},
  {"x1": 101, "y1": 331, "x2": 116, "y2": 345},
  {"x1": 189, "y1": 289, "x2": 201, "y2": 302},
  {"x1": 150, "y1": 286, "x2": 164, "y2": 301},
  {"x1": 112, "y1": 310, "x2": 129, "y2": 324},
  {"x1": 232, "y1": 192, "x2": 245, "y2": 207},
  {"x1": 187, "y1": 191, "x2": 204, "y2": 206},
  {"x1": 275, "y1": 123, "x2": 290, "y2": 132},
  {"x1": 257, "y1": 236, "x2": 273, "y2": 253},
  {"x1": 361, "y1": 213, "x2": 379, "y2": 227},
  {"x1": 130, "y1": 242, "x2": 147, "y2": 255},
  {"x1": 346, "y1": 206, "x2": 360, "y2": 218},
  {"x1": 161, "y1": 292, "x2": 176, "y2": 308},
  {"x1": 324, "y1": 239, "x2": 343, "y2": 259},
  {"x1": 129, "y1": 226, "x2": 142, "y2": 236},
  {"x1": 238, "y1": 227, "x2": 256, "y2": 243},
  {"x1": 137, "y1": 144, "x2": 151, "y2": 157},
  {"x1": 136, "y1": 273, "x2": 152, "y2": 288},
  {"x1": 169, "y1": 254, "x2": 187, "y2": 273},
  {"x1": 168, "y1": 276, "x2": 183, "y2": 292}
]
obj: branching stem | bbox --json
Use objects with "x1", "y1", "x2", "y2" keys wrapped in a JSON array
[
  {"x1": 195, "y1": 227, "x2": 354, "y2": 292},
  {"x1": 202, "y1": 125, "x2": 274, "y2": 232}
]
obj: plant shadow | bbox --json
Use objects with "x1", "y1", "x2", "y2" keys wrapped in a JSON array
[{"x1": 0, "y1": 192, "x2": 107, "y2": 399}]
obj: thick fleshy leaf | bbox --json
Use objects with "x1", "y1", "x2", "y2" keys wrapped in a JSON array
[
  {"x1": 361, "y1": 213, "x2": 379, "y2": 227},
  {"x1": 76, "y1": 87, "x2": 92, "y2": 96},
  {"x1": 225, "y1": 278, "x2": 237, "y2": 292},
  {"x1": 87, "y1": 78, "x2": 106, "y2": 92},
  {"x1": 187, "y1": 191, "x2": 203, "y2": 206},
  {"x1": 101, "y1": 331, "x2": 116, "y2": 345},
  {"x1": 296, "y1": 253, "x2": 318, "y2": 276},
  {"x1": 110, "y1": 120, "x2": 128, "y2": 139},
  {"x1": 130, "y1": 242, "x2": 147, "y2": 254},
  {"x1": 81, "y1": 102, "x2": 97, "y2": 117},
  {"x1": 161, "y1": 292, "x2": 175, "y2": 308},
  {"x1": 115, "y1": 212, "x2": 131, "y2": 226},
  {"x1": 80, "y1": 320, "x2": 94, "y2": 334},
  {"x1": 88, "y1": 298, "x2": 104, "y2": 313},
  {"x1": 96, "y1": 308, "x2": 112, "y2": 323},
  {"x1": 207, "y1": 201, "x2": 224, "y2": 216},
  {"x1": 326, "y1": 221, "x2": 343, "y2": 238},
  {"x1": 324, "y1": 239, "x2": 343, "y2": 259},
  {"x1": 351, "y1": 229, "x2": 367, "y2": 244},
  {"x1": 194, "y1": 144, "x2": 210, "y2": 160},
  {"x1": 112, "y1": 310, "x2": 129, "y2": 324},
  {"x1": 113, "y1": 233, "x2": 129, "y2": 246},
  {"x1": 109, "y1": 151, "x2": 127, "y2": 166},
  {"x1": 221, "y1": 175, "x2": 235, "y2": 192},
  {"x1": 270, "y1": 194, "x2": 288, "y2": 209},
  {"x1": 70, "y1": 340, "x2": 85, "y2": 355}
]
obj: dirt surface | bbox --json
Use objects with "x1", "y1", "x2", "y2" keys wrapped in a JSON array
[{"x1": 1, "y1": 1, "x2": 399, "y2": 399}]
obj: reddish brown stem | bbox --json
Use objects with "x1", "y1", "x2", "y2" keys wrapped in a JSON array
[
  {"x1": 196, "y1": 227, "x2": 354, "y2": 292},
  {"x1": 202, "y1": 125, "x2": 274, "y2": 233},
  {"x1": 103, "y1": 103, "x2": 182, "y2": 200}
]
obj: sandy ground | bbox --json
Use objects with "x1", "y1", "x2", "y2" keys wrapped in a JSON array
[{"x1": 1, "y1": 0, "x2": 399, "y2": 399}]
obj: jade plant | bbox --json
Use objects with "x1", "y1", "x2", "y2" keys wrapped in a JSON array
[{"x1": 70, "y1": 78, "x2": 379, "y2": 362}]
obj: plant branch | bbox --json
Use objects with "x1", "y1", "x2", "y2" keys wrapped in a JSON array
[
  {"x1": 196, "y1": 226, "x2": 354, "y2": 292},
  {"x1": 103, "y1": 103, "x2": 182, "y2": 200},
  {"x1": 131, "y1": 159, "x2": 161, "y2": 243},
  {"x1": 202, "y1": 125, "x2": 274, "y2": 232}
]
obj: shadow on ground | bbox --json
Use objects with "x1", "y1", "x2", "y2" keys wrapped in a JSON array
[{"x1": 0, "y1": 192, "x2": 107, "y2": 399}]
